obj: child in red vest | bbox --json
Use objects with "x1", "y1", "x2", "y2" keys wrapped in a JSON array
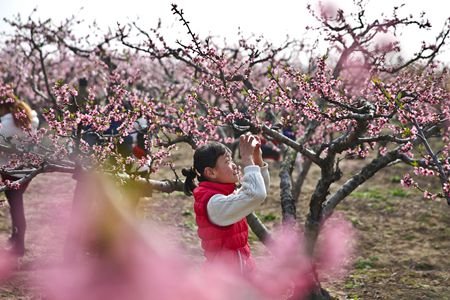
[{"x1": 183, "y1": 134, "x2": 269, "y2": 274}]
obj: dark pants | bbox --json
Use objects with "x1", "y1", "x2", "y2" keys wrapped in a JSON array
[{"x1": 3, "y1": 175, "x2": 29, "y2": 256}]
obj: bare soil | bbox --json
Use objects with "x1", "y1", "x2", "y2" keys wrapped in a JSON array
[{"x1": 0, "y1": 145, "x2": 449, "y2": 299}]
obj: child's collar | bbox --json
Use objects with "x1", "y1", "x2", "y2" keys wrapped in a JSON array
[{"x1": 198, "y1": 181, "x2": 236, "y2": 195}]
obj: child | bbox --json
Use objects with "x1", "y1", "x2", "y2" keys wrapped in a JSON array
[
  {"x1": 183, "y1": 133, "x2": 270, "y2": 274},
  {"x1": 0, "y1": 91, "x2": 39, "y2": 256}
]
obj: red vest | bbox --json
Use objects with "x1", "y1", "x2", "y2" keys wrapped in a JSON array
[{"x1": 193, "y1": 181, "x2": 253, "y2": 271}]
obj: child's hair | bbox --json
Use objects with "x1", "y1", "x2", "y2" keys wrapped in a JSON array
[
  {"x1": 182, "y1": 142, "x2": 231, "y2": 196},
  {"x1": 0, "y1": 94, "x2": 33, "y2": 129}
]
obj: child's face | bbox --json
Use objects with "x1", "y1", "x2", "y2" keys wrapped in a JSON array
[{"x1": 208, "y1": 151, "x2": 239, "y2": 184}]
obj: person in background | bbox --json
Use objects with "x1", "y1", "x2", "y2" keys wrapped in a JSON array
[{"x1": 0, "y1": 92, "x2": 39, "y2": 256}]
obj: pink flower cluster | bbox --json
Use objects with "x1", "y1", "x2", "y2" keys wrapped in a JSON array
[
  {"x1": 414, "y1": 167, "x2": 435, "y2": 177},
  {"x1": 400, "y1": 174, "x2": 414, "y2": 188}
]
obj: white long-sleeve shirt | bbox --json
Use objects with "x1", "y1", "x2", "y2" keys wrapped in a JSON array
[
  {"x1": 0, "y1": 111, "x2": 39, "y2": 140},
  {"x1": 207, "y1": 163, "x2": 270, "y2": 226},
  {"x1": 0, "y1": 111, "x2": 39, "y2": 177}
]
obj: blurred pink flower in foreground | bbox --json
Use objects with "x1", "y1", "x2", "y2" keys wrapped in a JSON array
[
  {"x1": 315, "y1": 213, "x2": 355, "y2": 280},
  {"x1": 32, "y1": 173, "x2": 354, "y2": 300},
  {"x1": 0, "y1": 250, "x2": 16, "y2": 282}
]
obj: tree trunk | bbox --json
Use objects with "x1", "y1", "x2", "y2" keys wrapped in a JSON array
[
  {"x1": 300, "y1": 156, "x2": 338, "y2": 300},
  {"x1": 293, "y1": 157, "x2": 313, "y2": 203},
  {"x1": 280, "y1": 148, "x2": 298, "y2": 225},
  {"x1": 246, "y1": 213, "x2": 272, "y2": 244}
]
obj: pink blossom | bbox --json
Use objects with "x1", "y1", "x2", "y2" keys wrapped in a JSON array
[
  {"x1": 423, "y1": 191, "x2": 436, "y2": 200},
  {"x1": 400, "y1": 174, "x2": 414, "y2": 188}
]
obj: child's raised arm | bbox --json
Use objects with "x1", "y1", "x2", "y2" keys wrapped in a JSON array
[
  {"x1": 207, "y1": 134, "x2": 270, "y2": 226},
  {"x1": 207, "y1": 164, "x2": 267, "y2": 226},
  {"x1": 239, "y1": 133, "x2": 258, "y2": 167}
]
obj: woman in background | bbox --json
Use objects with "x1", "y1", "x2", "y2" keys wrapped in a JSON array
[{"x1": 0, "y1": 92, "x2": 39, "y2": 256}]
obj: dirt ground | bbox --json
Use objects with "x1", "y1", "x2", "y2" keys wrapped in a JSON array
[{"x1": 0, "y1": 145, "x2": 449, "y2": 299}]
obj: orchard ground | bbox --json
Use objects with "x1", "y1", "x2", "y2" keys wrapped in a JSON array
[{"x1": 0, "y1": 144, "x2": 449, "y2": 300}]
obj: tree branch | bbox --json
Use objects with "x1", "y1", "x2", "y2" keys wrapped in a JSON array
[
  {"x1": 261, "y1": 125, "x2": 321, "y2": 165},
  {"x1": 321, "y1": 150, "x2": 400, "y2": 218}
]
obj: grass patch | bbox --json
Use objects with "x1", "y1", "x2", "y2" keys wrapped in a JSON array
[
  {"x1": 352, "y1": 188, "x2": 401, "y2": 211},
  {"x1": 344, "y1": 295, "x2": 363, "y2": 300},
  {"x1": 257, "y1": 212, "x2": 278, "y2": 222},
  {"x1": 390, "y1": 175, "x2": 402, "y2": 183},
  {"x1": 182, "y1": 209, "x2": 193, "y2": 217},
  {"x1": 412, "y1": 262, "x2": 435, "y2": 271},
  {"x1": 402, "y1": 233, "x2": 415, "y2": 241},
  {"x1": 383, "y1": 205, "x2": 395, "y2": 213},
  {"x1": 344, "y1": 274, "x2": 366, "y2": 290},
  {"x1": 349, "y1": 216, "x2": 370, "y2": 231},
  {"x1": 354, "y1": 256, "x2": 378, "y2": 270},
  {"x1": 390, "y1": 188, "x2": 409, "y2": 197},
  {"x1": 349, "y1": 216, "x2": 363, "y2": 227},
  {"x1": 352, "y1": 189, "x2": 387, "y2": 201},
  {"x1": 166, "y1": 191, "x2": 186, "y2": 197},
  {"x1": 183, "y1": 220, "x2": 196, "y2": 230}
]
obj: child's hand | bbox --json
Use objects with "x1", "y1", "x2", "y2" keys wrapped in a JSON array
[
  {"x1": 239, "y1": 133, "x2": 257, "y2": 167},
  {"x1": 252, "y1": 136, "x2": 264, "y2": 167}
]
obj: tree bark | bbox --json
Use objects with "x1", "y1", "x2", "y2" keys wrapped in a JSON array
[
  {"x1": 300, "y1": 157, "x2": 339, "y2": 300},
  {"x1": 293, "y1": 157, "x2": 313, "y2": 203},
  {"x1": 280, "y1": 148, "x2": 298, "y2": 225},
  {"x1": 246, "y1": 213, "x2": 272, "y2": 244}
]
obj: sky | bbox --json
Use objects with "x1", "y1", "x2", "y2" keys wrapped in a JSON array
[{"x1": 0, "y1": 0, "x2": 449, "y2": 63}]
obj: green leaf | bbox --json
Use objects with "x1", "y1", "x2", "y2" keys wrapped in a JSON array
[
  {"x1": 266, "y1": 65, "x2": 273, "y2": 78},
  {"x1": 402, "y1": 127, "x2": 411, "y2": 137},
  {"x1": 371, "y1": 77, "x2": 381, "y2": 85},
  {"x1": 394, "y1": 91, "x2": 404, "y2": 108},
  {"x1": 55, "y1": 79, "x2": 65, "y2": 88}
]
